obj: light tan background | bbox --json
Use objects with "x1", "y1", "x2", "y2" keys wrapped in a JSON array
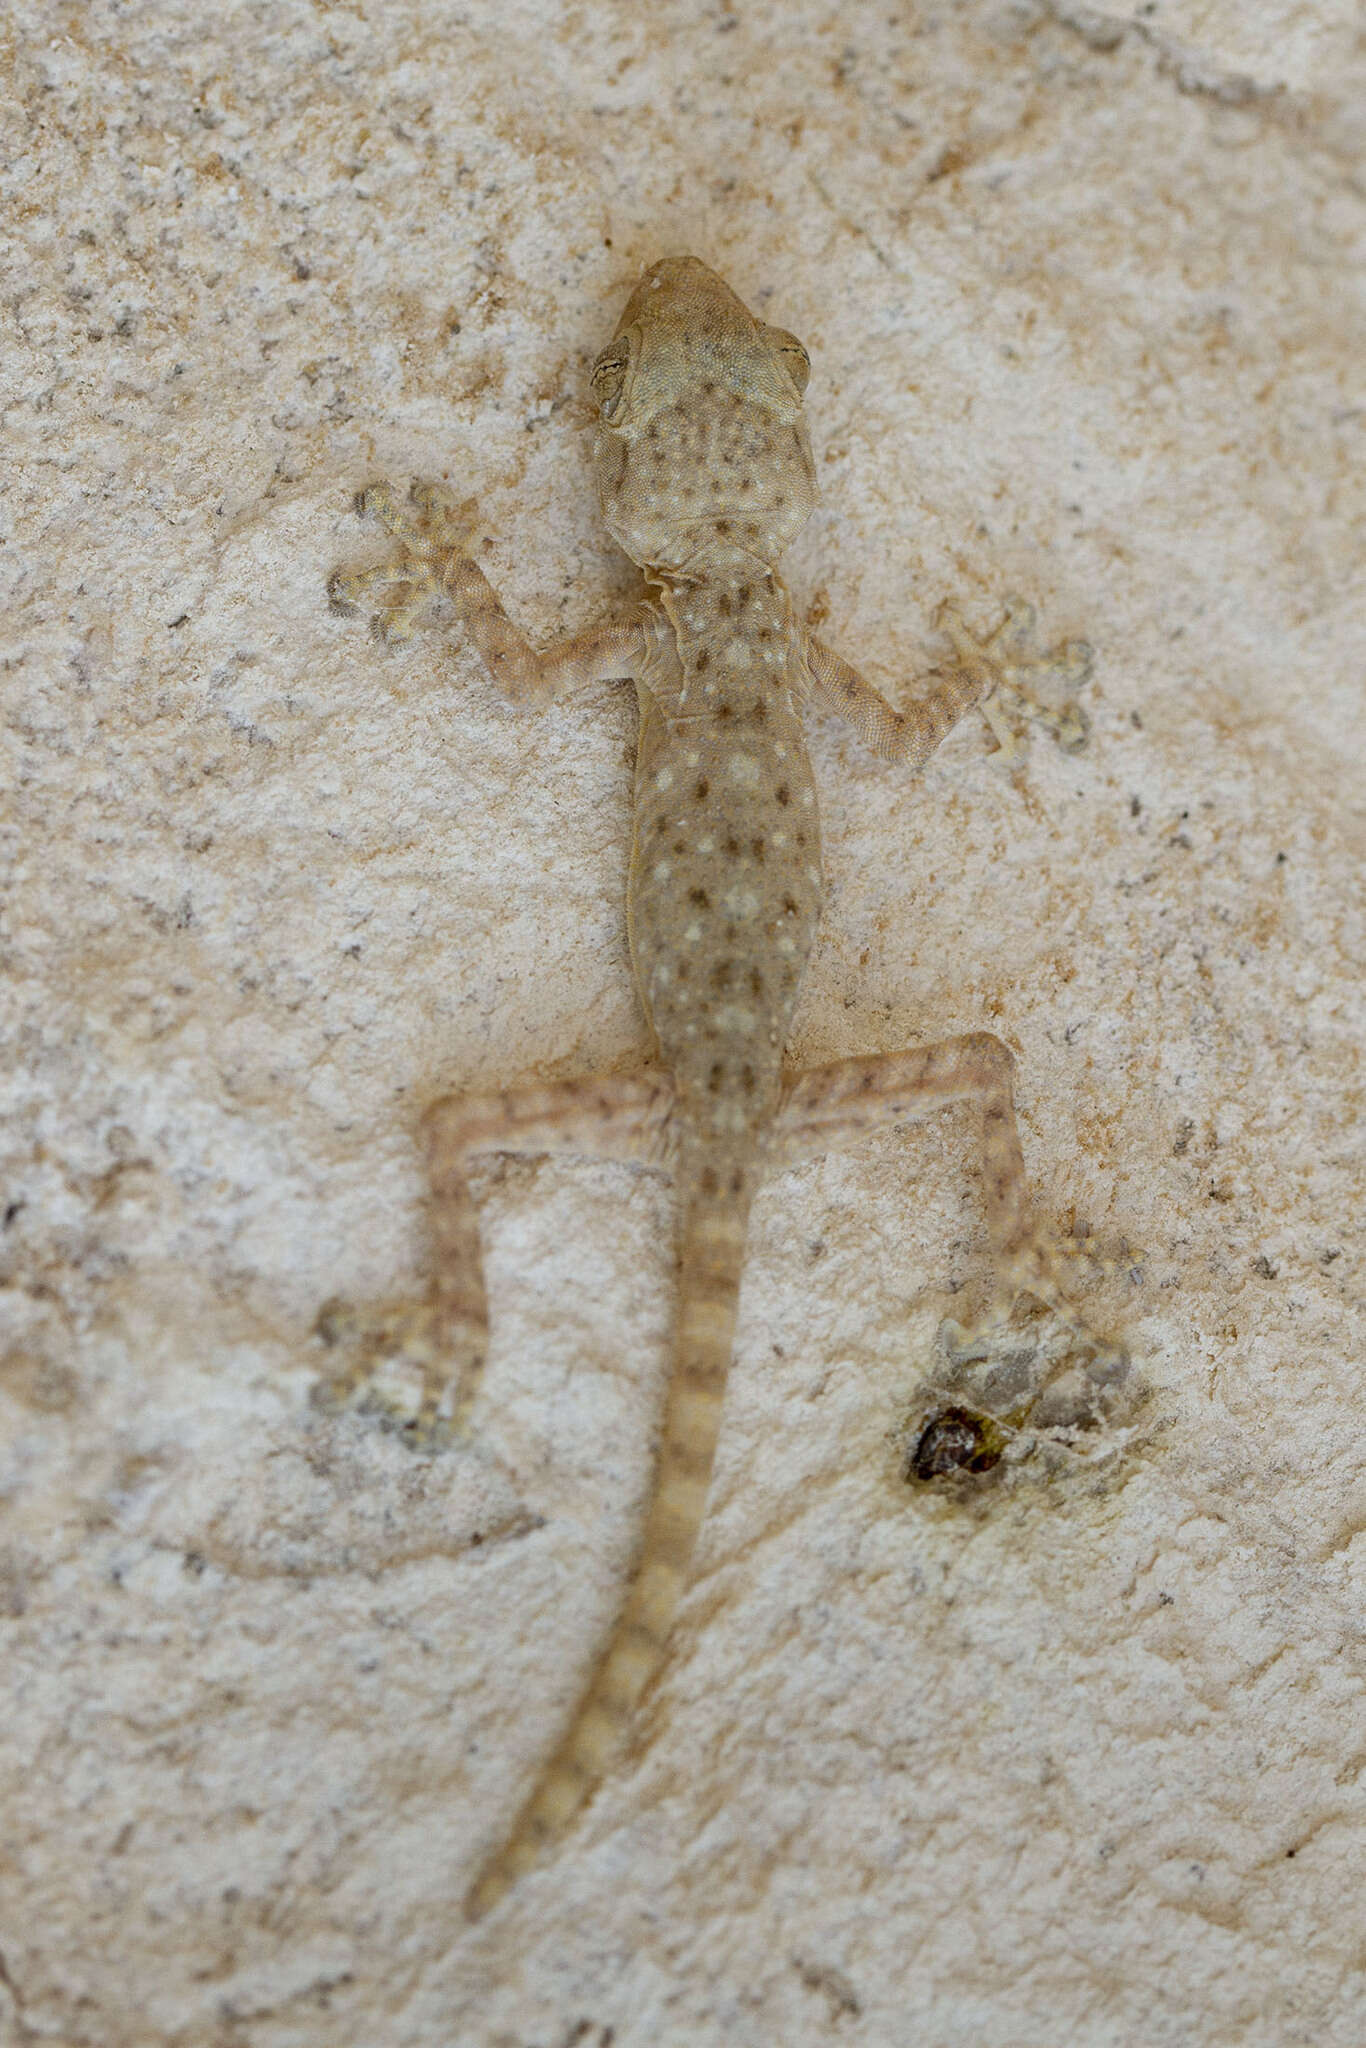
[{"x1": 3, "y1": 2, "x2": 1363, "y2": 2044}]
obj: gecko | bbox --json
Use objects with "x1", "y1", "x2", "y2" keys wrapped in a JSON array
[{"x1": 322, "y1": 255, "x2": 1118, "y2": 1920}]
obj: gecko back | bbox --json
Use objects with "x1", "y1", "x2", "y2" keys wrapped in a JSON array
[{"x1": 466, "y1": 258, "x2": 830, "y2": 1915}]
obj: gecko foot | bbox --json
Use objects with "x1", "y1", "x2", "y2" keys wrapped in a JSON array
[
  {"x1": 905, "y1": 1293, "x2": 1133, "y2": 1484},
  {"x1": 938, "y1": 596, "x2": 1093, "y2": 760},
  {"x1": 311, "y1": 1292, "x2": 484, "y2": 1451},
  {"x1": 327, "y1": 480, "x2": 482, "y2": 643}
]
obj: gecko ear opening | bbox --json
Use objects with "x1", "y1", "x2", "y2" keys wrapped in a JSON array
[
  {"x1": 591, "y1": 338, "x2": 632, "y2": 420},
  {"x1": 758, "y1": 324, "x2": 811, "y2": 396}
]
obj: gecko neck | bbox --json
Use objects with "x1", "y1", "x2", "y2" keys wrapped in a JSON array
[{"x1": 651, "y1": 539, "x2": 782, "y2": 591}]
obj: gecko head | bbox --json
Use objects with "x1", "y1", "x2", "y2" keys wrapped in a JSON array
[{"x1": 591, "y1": 256, "x2": 818, "y2": 570}]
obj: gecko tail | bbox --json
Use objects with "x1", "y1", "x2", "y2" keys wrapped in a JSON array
[{"x1": 464, "y1": 1175, "x2": 751, "y2": 1921}]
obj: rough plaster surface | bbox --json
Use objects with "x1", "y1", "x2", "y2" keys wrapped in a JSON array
[{"x1": 3, "y1": 2, "x2": 1364, "y2": 2044}]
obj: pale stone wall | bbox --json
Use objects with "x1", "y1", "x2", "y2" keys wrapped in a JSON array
[{"x1": 2, "y1": 3, "x2": 1362, "y2": 2043}]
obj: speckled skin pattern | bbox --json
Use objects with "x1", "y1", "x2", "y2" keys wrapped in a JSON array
[
  {"x1": 609, "y1": 263, "x2": 824, "y2": 1184},
  {"x1": 323, "y1": 257, "x2": 1109, "y2": 1919}
]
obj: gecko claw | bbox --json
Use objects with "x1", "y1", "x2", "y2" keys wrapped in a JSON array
[
  {"x1": 310, "y1": 1294, "x2": 479, "y2": 1451},
  {"x1": 917, "y1": 1296, "x2": 1135, "y2": 1475},
  {"x1": 942, "y1": 597, "x2": 1097, "y2": 759},
  {"x1": 326, "y1": 570, "x2": 360, "y2": 615},
  {"x1": 328, "y1": 482, "x2": 486, "y2": 644}
]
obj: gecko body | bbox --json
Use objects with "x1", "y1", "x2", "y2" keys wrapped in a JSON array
[{"x1": 324, "y1": 257, "x2": 1114, "y2": 1919}]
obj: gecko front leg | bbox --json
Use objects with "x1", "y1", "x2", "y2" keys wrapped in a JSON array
[
  {"x1": 804, "y1": 600, "x2": 1092, "y2": 765},
  {"x1": 328, "y1": 479, "x2": 650, "y2": 699}
]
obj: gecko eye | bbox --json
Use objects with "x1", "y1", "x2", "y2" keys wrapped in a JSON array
[
  {"x1": 759, "y1": 325, "x2": 811, "y2": 396},
  {"x1": 591, "y1": 340, "x2": 631, "y2": 420}
]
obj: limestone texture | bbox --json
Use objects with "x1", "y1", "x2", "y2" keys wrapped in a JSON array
[{"x1": 2, "y1": 3, "x2": 1363, "y2": 2044}]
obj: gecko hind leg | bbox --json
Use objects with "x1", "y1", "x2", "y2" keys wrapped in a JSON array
[
  {"x1": 312, "y1": 1068, "x2": 676, "y2": 1449},
  {"x1": 774, "y1": 1033, "x2": 1125, "y2": 1387}
]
